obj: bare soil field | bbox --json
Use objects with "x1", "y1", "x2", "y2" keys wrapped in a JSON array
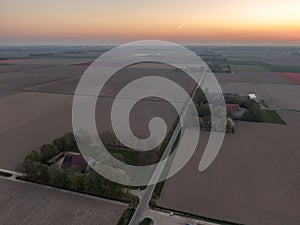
[
  {"x1": 0, "y1": 63, "x2": 84, "y2": 74},
  {"x1": 0, "y1": 72, "x2": 74, "y2": 89},
  {"x1": 26, "y1": 76, "x2": 81, "y2": 94},
  {"x1": 0, "y1": 64, "x2": 87, "y2": 91},
  {"x1": 0, "y1": 92, "x2": 73, "y2": 135},
  {"x1": 28, "y1": 63, "x2": 196, "y2": 96},
  {"x1": 0, "y1": 94, "x2": 73, "y2": 170},
  {"x1": 158, "y1": 111, "x2": 300, "y2": 225},
  {"x1": 0, "y1": 89, "x2": 18, "y2": 98},
  {"x1": 0, "y1": 95, "x2": 179, "y2": 170},
  {"x1": 19, "y1": 57, "x2": 97, "y2": 65},
  {"x1": 0, "y1": 179, "x2": 126, "y2": 225},
  {"x1": 23, "y1": 64, "x2": 87, "y2": 76},
  {"x1": 0, "y1": 63, "x2": 192, "y2": 170}
]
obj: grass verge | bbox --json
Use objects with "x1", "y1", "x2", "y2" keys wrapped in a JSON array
[
  {"x1": 0, "y1": 171, "x2": 13, "y2": 177},
  {"x1": 139, "y1": 217, "x2": 153, "y2": 225},
  {"x1": 17, "y1": 176, "x2": 137, "y2": 204},
  {"x1": 260, "y1": 110, "x2": 286, "y2": 124},
  {"x1": 152, "y1": 205, "x2": 243, "y2": 225},
  {"x1": 150, "y1": 130, "x2": 181, "y2": 204},
  {"x1": 117, "y1": 199, "x2": 139, "y2": 225}
]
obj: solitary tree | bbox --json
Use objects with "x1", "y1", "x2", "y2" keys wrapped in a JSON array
[{"x1": 226, "y1": 117, "x2": 235, "y2": 133}]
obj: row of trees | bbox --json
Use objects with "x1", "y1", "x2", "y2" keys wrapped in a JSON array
[
  {"x1": 241, "y1": 99, "x2": 263, "y2": 122},
  {"x1": 103, "y1": 131, "x2": 161, "y2": 166},
  {"x1": 193, "y1": 88, "x2": 211, "y2": 130},
  {"x1": 22, "y1": 150, "x2": 135, "y2": 202},
  {"x1": 36, "y1": 132, "x2": 77, "y2": 163},
  {"x1": 22, "y1": 131, "x2": 139, "y2": 202},
  {"x1": 191, "y1": 88, "x2": 236, "y2": 133},
  {"x1": 209, "y1": 63, "x2": 232, "y2": 73},
  {"x1": 23, "y1": 151, "x2": 50, "y2": 182},
  {"x1": 22, "y1": 132, "x2": 78, "y2": 182},
  {"x1": 76, "y1": 130, "x2": 161, "y2": 166},
  {"x1": 48, "y1": 164, "x2": 127, "y2": 195}
]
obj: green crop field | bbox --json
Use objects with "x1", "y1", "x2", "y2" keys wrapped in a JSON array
[
  {"x1": 265, "y1": 65, "x2": 300, "y2": 73},
  {"x1": 229, "y1": 60, "x2": 300, "y2": 73}
]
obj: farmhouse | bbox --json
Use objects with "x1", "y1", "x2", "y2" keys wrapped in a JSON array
[
  {"x1": 226, "y1": 103, "x2": 245, "y2": 119},
  {"x1": 226, "y1": 104, "x2": 239, "y2": 111},
  {"x1": 46, "y1": 151, "x2": 89, "y2": 172},
  {"x1": 61, "y1": 152, "x2": 88, "y2": 172}
]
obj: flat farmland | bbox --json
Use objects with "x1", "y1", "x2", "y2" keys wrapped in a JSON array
[
  {"x1": 0, "y1": 179, "x2": 126, "y2": 225},
  {"x1": 158, "y1": 111, "x2": 300, "y2": 225},
  {"x1": 0, "y1": 64, "x2": 87, "y2": 90},
  {"x1": 0, "y1": 72, "x2": 74, "y2": 89},
  {"x1": 22, "y1": 64, "x2": 88, "y2": 76},
  {"x1": 0, "y1": 93, "x2": 181, "y2": 170},
  {"x1": 0, "y1": 92, "x2": 73, "y2": 170},
  {"x1": 0, "y1": 89, "x2": 18, "y2": 98},
  {"x1": 0, "y1": 62, "x2": 194, "y2": 170},
  {"x1": 230, "y1": 64, "x2": 269, "y2": 72},
  {"x1": 215, "y1": 71, "x2": 291, "y2": 84},
  {"x1": 0, "y1": 63, "x2": 86, "y2": 75},
  {"x1": 215, "y1": 48, "x2": 300, "y2": 67},
  {"x1": 26, "y1": 76, "x2": 81, "y2": 94},
  {"x1": 259, "y1": 54, "x2": 300, "y2": 67},
  {"x1": 27, "y1": 63, "x2": 196, "y2": 96},
  {"x1": 215, "y1": 48, "x2": 300, "y2": 72}
]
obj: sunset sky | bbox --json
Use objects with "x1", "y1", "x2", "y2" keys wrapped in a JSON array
[{"x1": 1, "y1": 0, "x2": 300, "y2": 45}]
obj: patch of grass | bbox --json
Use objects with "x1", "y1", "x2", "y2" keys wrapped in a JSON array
[
  {"x1": 139, "y1": 218, "x2": 153, "y2": 225},
  {"x1": 0, "y1": 171, "x2": 12, "y2": 177},
  {"x1": 152, "y1": 205, "x2": 242, "y2": 225},
  {"x1": 117, "y1": 200, "x2": 139, "y2": 225},
  {"x1": 151, "y1": 180, "x2": 166, "y2": 201},
  {"x1": 109, "y1": 148, "x2": 140, "y2": 165},
  {"x1": 150, "y1": 131, "x2": 181, "y2": 204},
  {"x1": 108, "y1": 117, "x2": 180, "y2": 167},
  {"x1": 260, "y1": 110, "x2": 286, "y2": 124},
  {"x1": 231, "y1": 64, "x2": 269, "y2": 72}
]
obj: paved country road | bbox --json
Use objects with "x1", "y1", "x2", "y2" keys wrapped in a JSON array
[
  {"x1": 129, "y1": 66, "x2": 211, "y2": 225},
  {"x1": 129, "y1": 121, "x2": 182, "y2": 225}
]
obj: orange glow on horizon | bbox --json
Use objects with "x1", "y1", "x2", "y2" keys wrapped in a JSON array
[{"x1": 1, "y1": 0, "x2": 300, "y2": 45}]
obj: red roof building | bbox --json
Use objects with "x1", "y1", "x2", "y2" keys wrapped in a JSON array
[
  {"x1": 61, "y1": 152, "x2": 88, "y2": 172},
  {"x1": 45, "y1": 152, "x2": 65, "y2": 165},
  {"x1": 226, "y1": 104, "x2": 240, "y2": 111}
]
